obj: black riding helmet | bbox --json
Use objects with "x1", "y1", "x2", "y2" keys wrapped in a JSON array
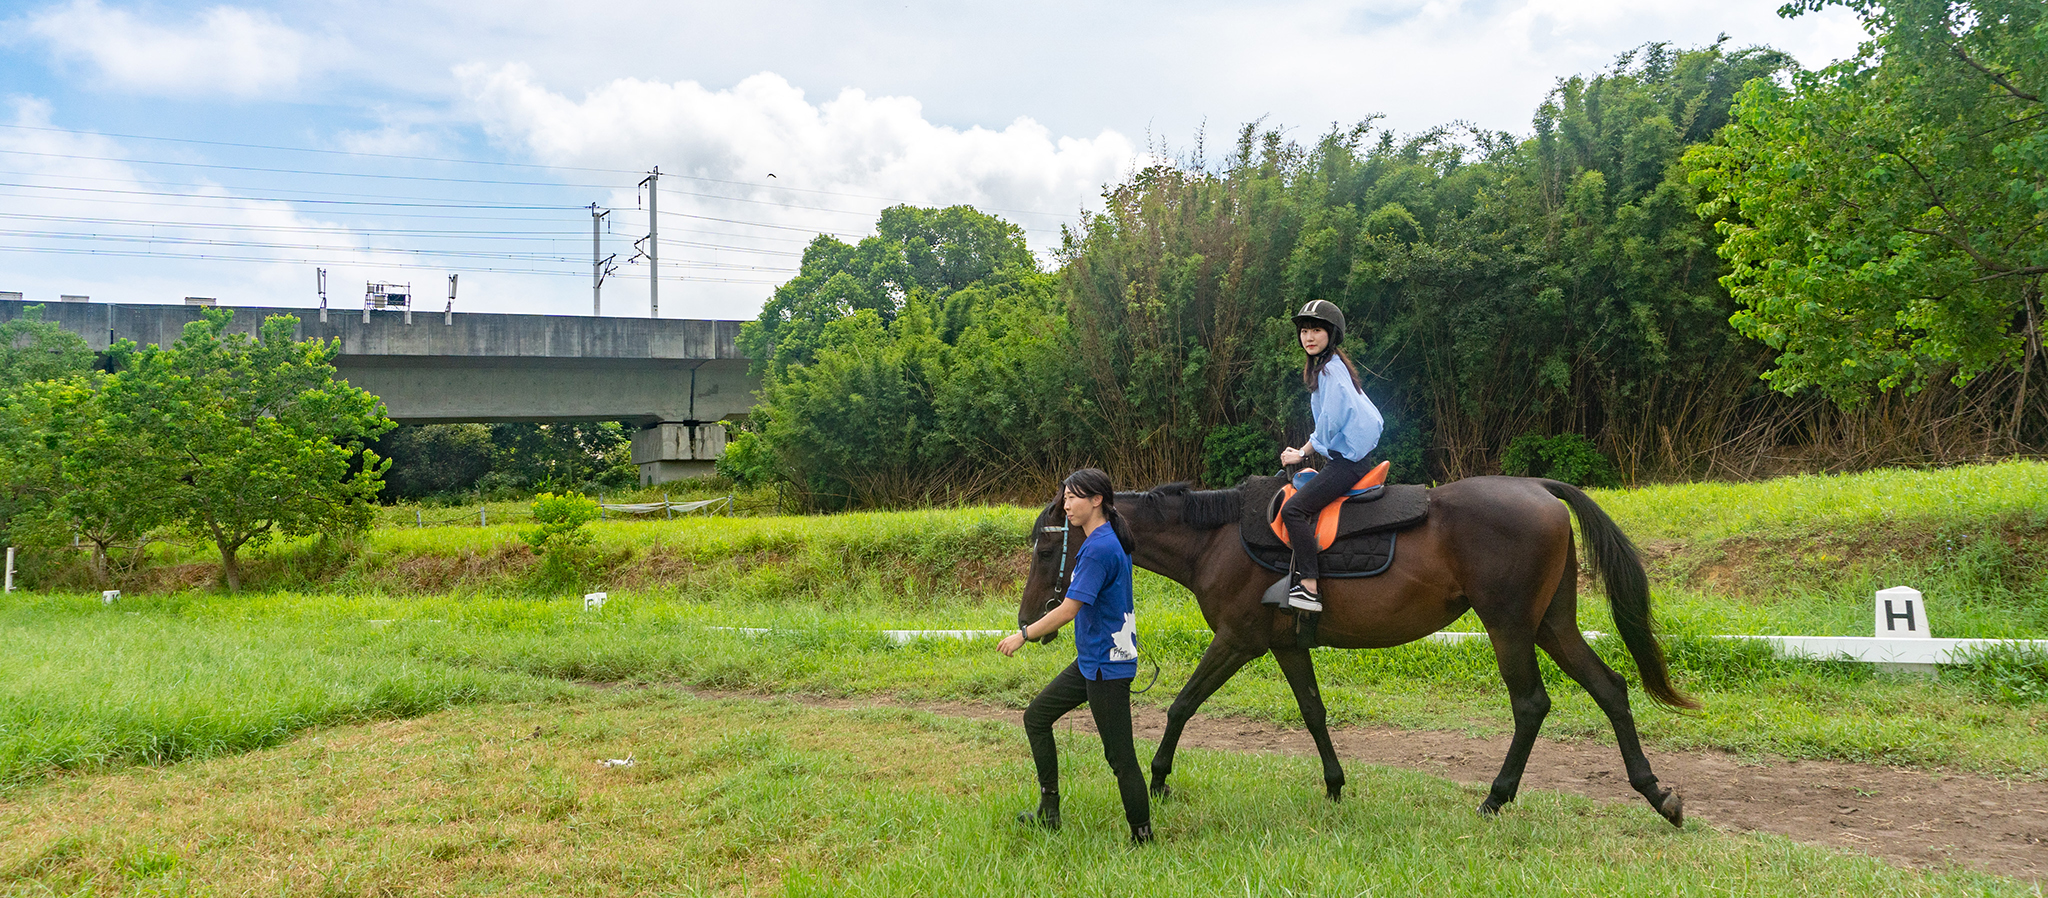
[{"x1": 1292, "y1": 299, "x2": 1346, "y2": 346}]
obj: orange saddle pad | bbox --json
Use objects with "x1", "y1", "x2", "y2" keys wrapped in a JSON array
[{"x1": 1268, "y1": 461, "x2": 1390, "y2": 551}]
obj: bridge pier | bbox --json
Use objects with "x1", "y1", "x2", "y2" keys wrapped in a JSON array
[{"x1": 632, "y1": 422, "x2": 729, "y2": 484}]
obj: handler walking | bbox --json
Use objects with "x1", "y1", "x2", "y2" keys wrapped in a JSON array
[
  {"x1": 1278, "y1": 300, "x2": 1384, "y2": 613},
  {"x1": 997, "y1": 468, "x2": 1152, "y2": 845}
]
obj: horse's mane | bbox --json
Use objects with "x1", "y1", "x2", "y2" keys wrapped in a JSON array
[
  {"x1": 1124, "y1": 482, "x2": 1243, "y2": 531},
  {"x1": 1036, "y1": 480, "x2": 1245, "y2": 532}
]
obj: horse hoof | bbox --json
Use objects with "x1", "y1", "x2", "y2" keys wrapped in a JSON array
[
  {"x1": 1151, "y1": 783, "x2": 1173, "y2": 800},
  {"x1": 1477, "y1": 797, "x2": 1504, "y2": 817},
  {"x1": 1325, "y1": 783, "x2": 1343, "y2": 803},
  {"x1": 1655, "y1": 790, "x2": 1684, "y2": 827}
]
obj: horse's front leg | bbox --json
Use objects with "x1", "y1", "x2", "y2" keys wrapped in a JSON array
[
  {"x1": 1271, "y1": 646, "x2": 1344, "y2": 801},
  {"x1": 1150, "y1": 638, "x2": 1261, "y2": 799}
]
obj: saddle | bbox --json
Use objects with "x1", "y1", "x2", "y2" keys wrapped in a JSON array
[
  {"x1": 1268, "y1": 461, "x2": 1392, "y2": 550},
  {"x1": 1239, "y1": 470, "x2": 1430, "y2": 581}
]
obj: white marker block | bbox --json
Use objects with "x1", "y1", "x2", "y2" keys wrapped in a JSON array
[
  {"x1": 101, "y1": 590, "x2": 120, "y2": 605},
  {"x1": 1875, "y1": 586, "x2": 1928, "y2": 638},
  {"x1": 583, "y1": 592, "x2": 607, "y2": 611}
]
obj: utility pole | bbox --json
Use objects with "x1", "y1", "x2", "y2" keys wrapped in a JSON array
[
  {"x1": 590, "y1": 203, "x2": 613, "y2": 316},
  {"x1": 445, "y1": 274, "x2": 457, "y2": 326},
  {"x1": 317, "y1": 268, "x2": 327, "y2": 323},
  {"x1": 641, "y1": 167, "x2": 659, "y2": 318}
]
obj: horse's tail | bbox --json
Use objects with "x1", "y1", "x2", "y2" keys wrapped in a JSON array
[{"x1": 1539, "y1": 479, "x2": 1700, "y2": 711}]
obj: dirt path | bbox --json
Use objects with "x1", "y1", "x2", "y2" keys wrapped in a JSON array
[{"x1": 702, "y1": 690, "x2": 2048, "y2": 882}]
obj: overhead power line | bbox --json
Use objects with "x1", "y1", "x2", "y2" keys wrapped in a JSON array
[
  {"x1": 3, "y1": 230, "x2": 800, "y2": 271},
  {"x1": 0, "y1": 122, "x2": 645, "y2": 175},
  {"x1": 0, "y1": 211, "x2": 587, "y2": 239},
  {"x1": 0, "y1": 149, "x2": 632, "y2": 190},
  {"x1": 0, "y1": 180, "x2": 585, "y2": 210},
  {"x1": 0, "y1": 244, "x2": 788, "y2": 284}
]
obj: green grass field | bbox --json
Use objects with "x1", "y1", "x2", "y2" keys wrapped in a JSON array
[
  {"x1": 3, "y1": 462, "x2": 2047, "y2": 894},
  {"x1": 1, "y1": 691, "x2": 2032, "y2": 897}
]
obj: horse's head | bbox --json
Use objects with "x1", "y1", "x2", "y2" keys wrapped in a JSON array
[{"x1": 1017, "y1": 496, "x2": 1082, "y2": 642}]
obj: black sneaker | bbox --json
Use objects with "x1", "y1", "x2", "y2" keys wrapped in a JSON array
[
  {"x1": 1286, "y1": 584, "x2": 1323, "y2": 612},
  {"x1": 1015, "y1": 806, "x2": 1060, "y2": 831},
  {"x1": 1130, "y1": 823, "x2": 1154, "y2": 845}
]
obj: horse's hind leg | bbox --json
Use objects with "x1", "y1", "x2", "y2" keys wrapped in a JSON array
[
  {"x1": 1479, "y1": 629, "x2": 1551, "y2": 816},
  {"x1": 1536, "y1": 619, "x2": 1684, "y2": 826},
  {"x1": 1149, "y1": 639, "x2": 1261, "y2": 799},
  {"x1": 1271, "y1": 646, "x2": 1344, "y2": 801}
]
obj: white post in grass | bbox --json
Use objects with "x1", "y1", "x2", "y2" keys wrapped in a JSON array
[
  {"x1": 584, "y1": 592, "x2": 607, "y2": 611},
  {"x1": 1874, "y1": 585, "x2": 1934, "y2": 675},
  {"x1": 1875, "y1": 586, "x2": 1929, "y2": 638},
  {"x1": 4, "y1": 547, "x2": 12, "y2": 593},
  {"x1": 102, "y1": 590, "x2": 119, "y2": 605}
]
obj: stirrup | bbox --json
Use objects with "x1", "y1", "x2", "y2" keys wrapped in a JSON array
[{"x1": 1286, "y1": 584, "x2": 1323, "y2": 612}]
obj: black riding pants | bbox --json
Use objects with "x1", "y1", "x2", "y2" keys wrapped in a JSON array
[
  {"x1": 1282, "y1": 452, "x2": 1376, "y2": 582},
  {"x1": 1023, "y1": 660, "x2": 1150, "y2": 829}
]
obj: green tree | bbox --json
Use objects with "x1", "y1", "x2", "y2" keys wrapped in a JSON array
[
  {"x1": 740, "y1": 205, "x2": 1066, "y2": 507},
  {"x1": 0, "y1": 375, "x2": 167, "y2": 585},
  {"x1": 740, "y1": 205, "x2": 1035, "y2": 378},
  {"x1": 103, "y1": 309, "x2": 392, "y2": 591},
  {"x1": 0, "y1": 305, "x2": 115, "y2": 574},
  {"x1": 1692, "y1": 0, "x2": 2046, "y2": 414},
  {"x1": 0, "y1": 306, "x2": 94, "y2": 390}
]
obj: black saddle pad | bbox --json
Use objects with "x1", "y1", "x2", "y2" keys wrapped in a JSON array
[{"x1": 1239, "y1": 474, "x2": 1430, "y2": 579}]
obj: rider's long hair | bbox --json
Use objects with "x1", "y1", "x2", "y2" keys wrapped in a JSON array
[
  {"x1": 1062, "y1": 468, "x2": 1133, "y2": 554},
  {"x1": 1303, "y1": 344, "x2": 1367, "y2": 394}
]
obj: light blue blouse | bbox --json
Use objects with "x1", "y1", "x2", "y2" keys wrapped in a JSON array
[{"x1": 1306, "y1": 355, "x2": 1383, "y2": 463}]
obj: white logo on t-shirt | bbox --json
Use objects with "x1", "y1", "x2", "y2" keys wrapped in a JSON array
[{"x1": 1109, "y1": 612, "x2": 1138, "y2": 661}]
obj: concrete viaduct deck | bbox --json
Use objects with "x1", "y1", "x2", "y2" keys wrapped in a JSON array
[{"x1": 0, "y1": 299, "x2": 759, "y2": 484}]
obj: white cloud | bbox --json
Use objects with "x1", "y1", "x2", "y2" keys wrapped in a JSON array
[
  {"x1": 457, "y1": 65, "x2": 1148, "y2": 317},
  {"x1": 462, "y1": 65, "x2": 1140, "y2": 230},
  {"x1": 24, "y1": 0, "x2": 321, "y2": 99}
]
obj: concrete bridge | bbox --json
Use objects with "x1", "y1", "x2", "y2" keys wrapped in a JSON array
[{"x1": 0, "y1": 299, "x2": 759, "y2": 483}]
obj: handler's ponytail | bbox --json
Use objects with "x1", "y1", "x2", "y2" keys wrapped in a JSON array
[{"x1": 1061, "y1": 468, "x2": 1134, "y2": 555}]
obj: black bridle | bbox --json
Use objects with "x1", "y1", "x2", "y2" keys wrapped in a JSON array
[{"x1": 1035, "y1": 518, "x2": 1075, "y2": 617}]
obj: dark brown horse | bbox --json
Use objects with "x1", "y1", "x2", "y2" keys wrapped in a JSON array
[{"x1": 1016, "y1": 475, "x2": 1696, "y2": 825}]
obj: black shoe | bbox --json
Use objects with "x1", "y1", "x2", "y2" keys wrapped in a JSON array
[
  {"x1": 1130, "y1": 823, "x2": 1154, "y2": 845},
  {"x1": 1017, "y1": 790, "x2": 1060, "y2": 831},
  {"x1": 1286, "y1": 584, "x2": 1323, "y2": 612},
  {"x1": 1015, "y1": 808, "x2": 1060, "y2": 831}
]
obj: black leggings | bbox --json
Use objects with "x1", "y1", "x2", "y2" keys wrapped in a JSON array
[
  {"x1": 1282, "y1": 452, "x2": 1376, "y2": 582},
  {"x1": 1023, "y1": 660, "x2": 1150, "y2": 828}
]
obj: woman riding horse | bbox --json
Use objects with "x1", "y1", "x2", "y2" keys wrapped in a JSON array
[{"x1": 1279, "y1": 299, "x2": 1385, "y2": 613}]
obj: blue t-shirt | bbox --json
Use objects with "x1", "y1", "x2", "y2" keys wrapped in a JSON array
[{"x1": 1066, "y1": 524, "x2": 1138, "y2": 680}]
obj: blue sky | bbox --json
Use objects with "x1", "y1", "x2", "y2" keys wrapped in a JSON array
[{"x1": 0, "y1": 0, "x2": 1867, "y2": 320}]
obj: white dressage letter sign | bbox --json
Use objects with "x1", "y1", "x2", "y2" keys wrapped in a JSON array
[{"x1": 1874, "y1": 586, "x2": 1928, "y2": 638}]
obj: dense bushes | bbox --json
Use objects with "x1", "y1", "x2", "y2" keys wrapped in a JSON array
[{"x1": 374, "y1": 422, "x2": 637, "y2": 501}]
